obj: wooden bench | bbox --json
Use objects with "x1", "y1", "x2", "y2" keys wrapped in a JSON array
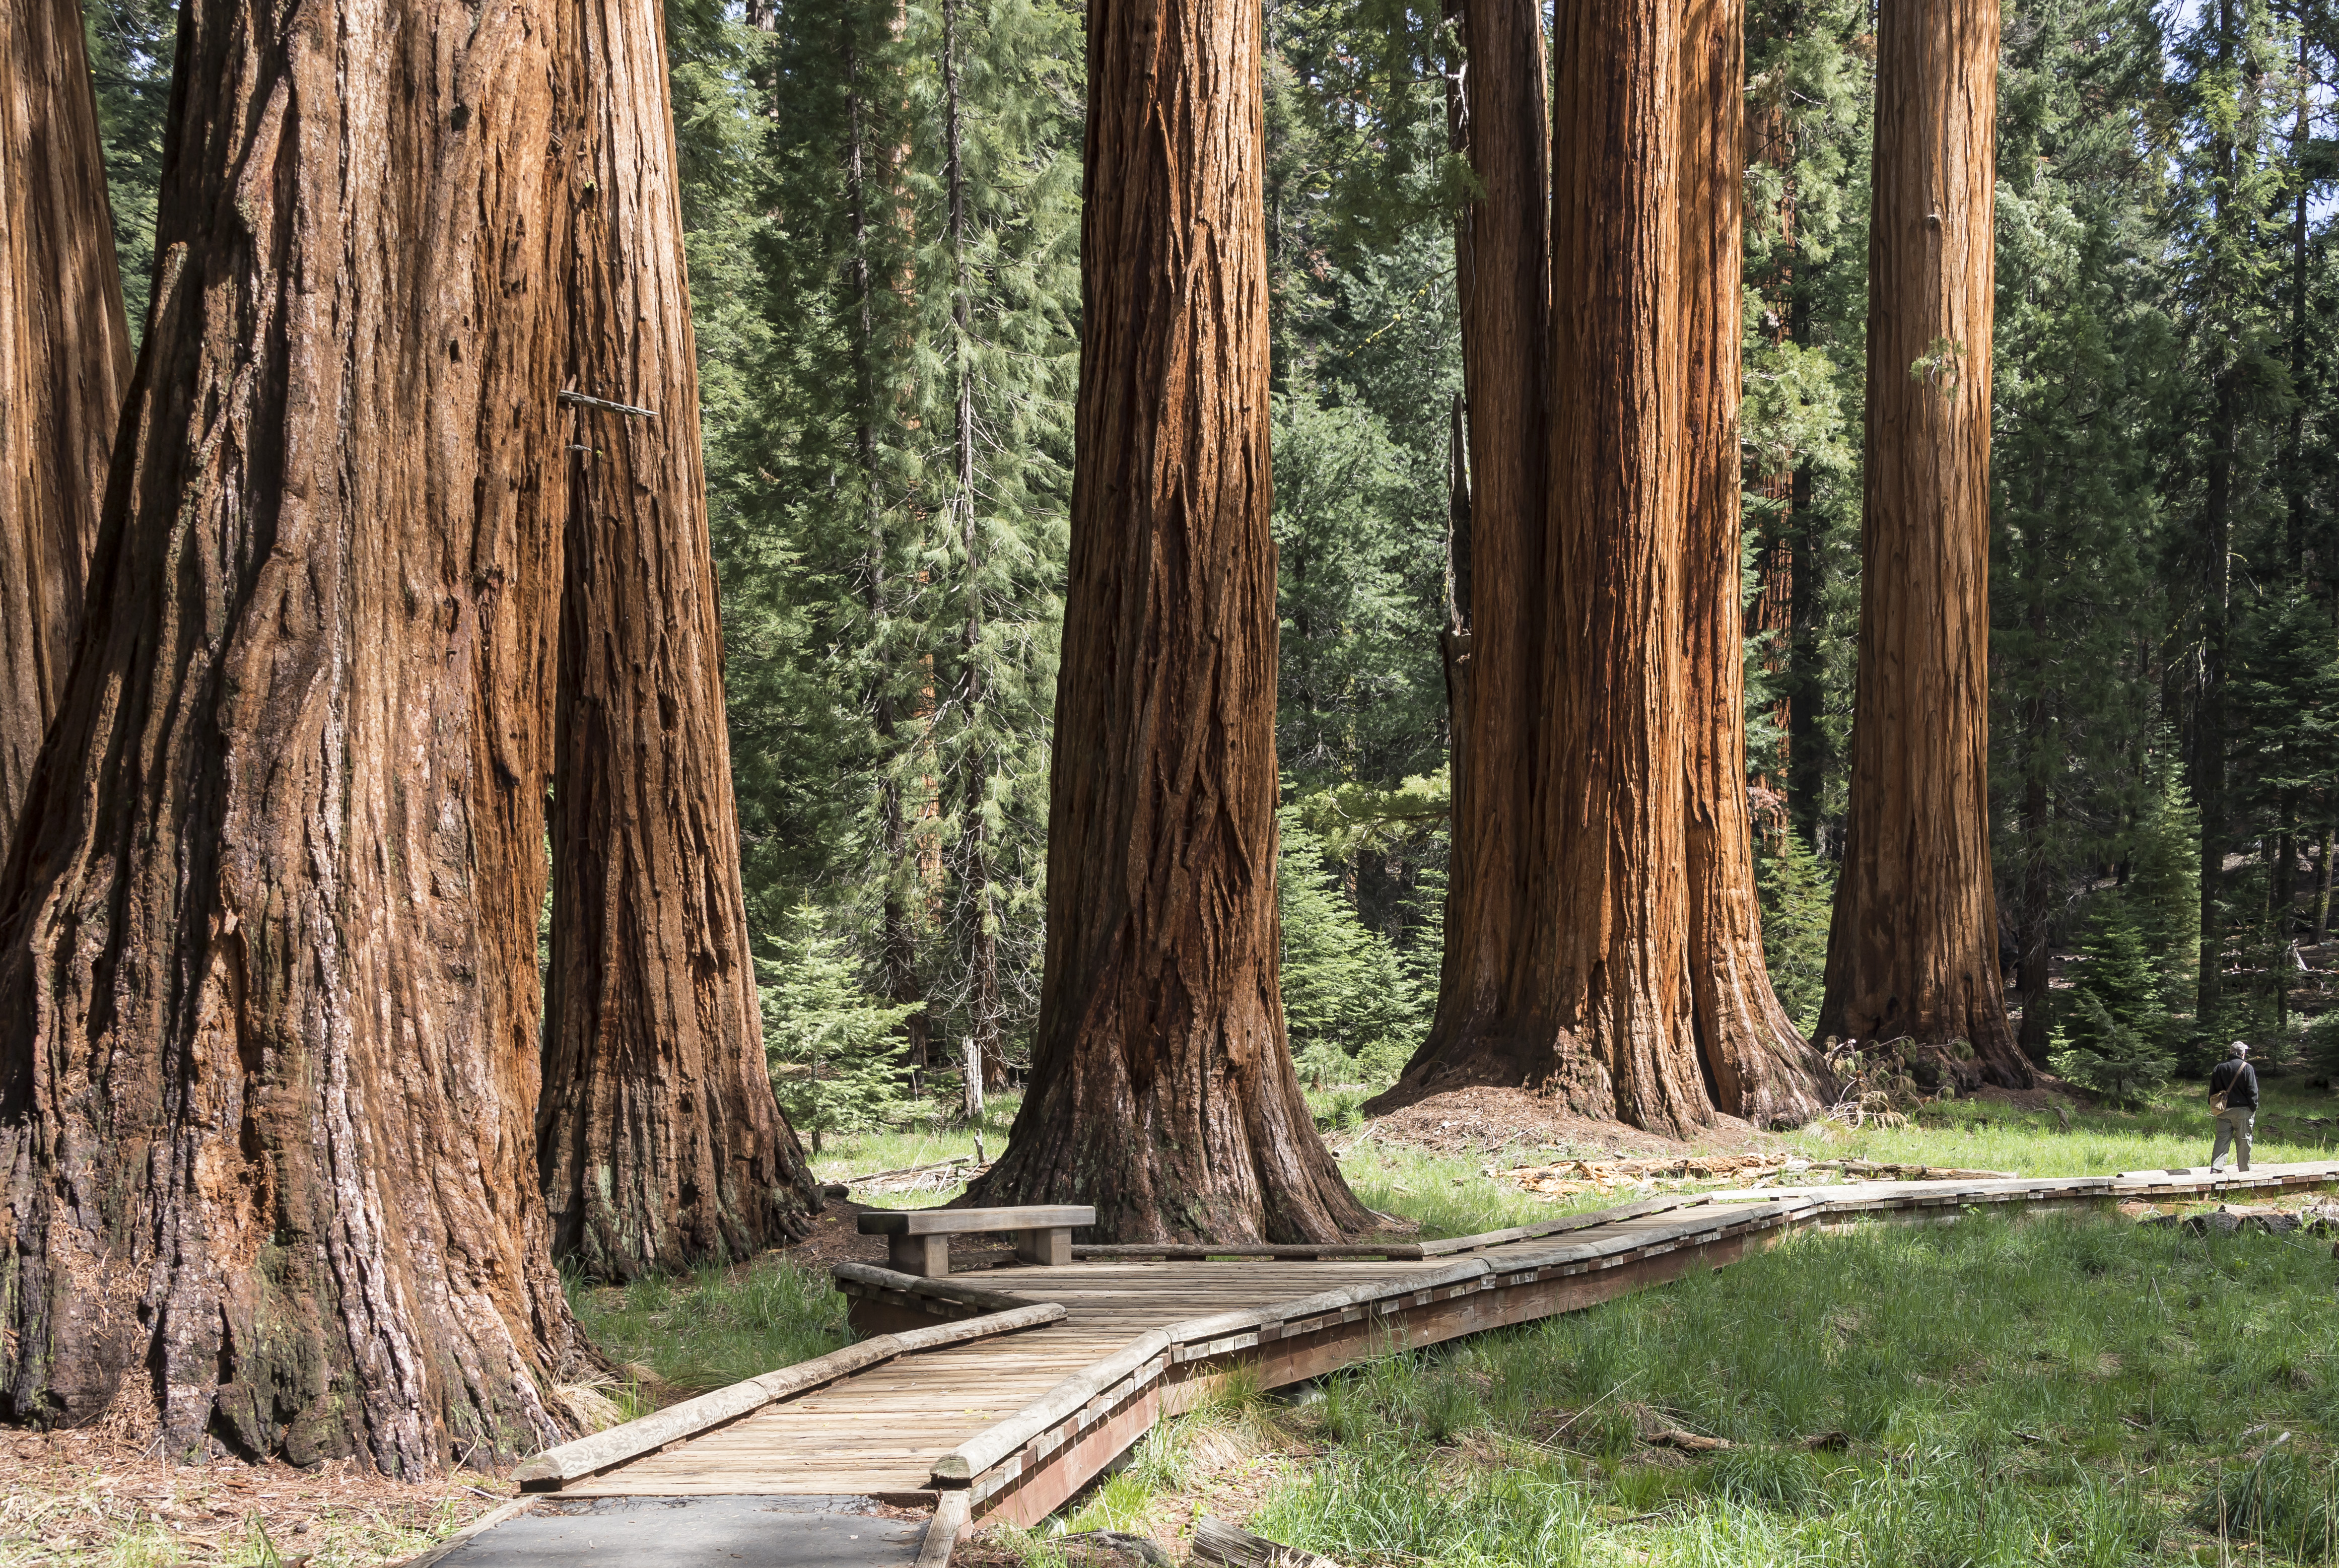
[{"x1": 857, "y1": 1205, "x2": 1096, "y2": 1276}]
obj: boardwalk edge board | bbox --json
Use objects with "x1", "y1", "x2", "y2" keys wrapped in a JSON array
[
  {"x1": 507, "y1": 1157, "x2": 2339, "y2": 1543},
  {"x1": 512, "y1": 1302, "x2": 1065, "y2": 1489},
  {"x1": 908, "y1": 1163, "x2": 2339, "y2": 1506}
]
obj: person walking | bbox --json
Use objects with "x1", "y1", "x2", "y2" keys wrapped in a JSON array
[{"x1": 2208, "y1": 1040, "x2": 2258, "y2": 1173}]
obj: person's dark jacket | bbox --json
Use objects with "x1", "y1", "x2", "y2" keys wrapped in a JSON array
[{"x1": 2209, "y1": 1058, "x2": 2259, "y2": 1110}]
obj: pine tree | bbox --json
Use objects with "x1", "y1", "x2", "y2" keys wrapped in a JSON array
[
  {"x1": 2126, "y1": 746, "x2": 2207, "y2": 1006},
  {"x1": 761, "y1": 902, "x2": 915, "y2": 1155},
  {"x1": 1754, "y1": 832, "x2": 1833, "y2": 1032},
  {"x1": 916, "y1": 0, "x2": 1082, "y2": 1112},
  {"x1": 1989, "y1": 0, "x2": 2176, "y2": 1062},
  {"x1": 2049, "y1": 896, "x2": 2175, "y2": 1105},
  {"x1": 727, "y1": 0, "x2": 1080, "y2": 1105},
  {"x1": 1278, "y1": 818, "x2": 1429, "y2": 1085}
]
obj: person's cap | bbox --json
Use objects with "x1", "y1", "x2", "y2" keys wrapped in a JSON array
[{"x1": 2230, "y1": 1040, "x2": 2251, "y2": 1055}]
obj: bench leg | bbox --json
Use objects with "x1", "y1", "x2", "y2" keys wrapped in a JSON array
[
  {"x1": 889, "y1": 1233, "x2": 950, "y2": 1277},
  {"x1": 1013, "y1": 1226, "x2": 1072, "y2": 1267}
]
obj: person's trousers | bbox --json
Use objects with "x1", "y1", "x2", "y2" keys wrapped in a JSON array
[{"x1": 2210, "y1": 1107, "x2": 2254, "y2": 1172}]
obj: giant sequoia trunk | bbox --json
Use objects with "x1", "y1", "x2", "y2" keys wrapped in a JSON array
[
  {"x1": 965, "y1": 0, "x2": 1368, "y2": 1241},
  {"x1": 0, "y1": 0, "x2": 586, "y2": 1466},
  {"x1": 1817, "y1": 0, "x2": 2029, "y2": 1085},
  {"x1": 1424, "y1": 0, "x2": 1549, "y2": 1074},
  {"x1": 0, "y1": 0, "x2": 133, "y2": 850},
  {"x1": 537, "y1": 0, "x2": 819, "y2": 1282},
  {"x1": 1678, "y1": 0, "x2": 1831, "y2": 1126},
  {"x1": 1390, "y1": 0, "x2": 1827, "y2": 1133}
]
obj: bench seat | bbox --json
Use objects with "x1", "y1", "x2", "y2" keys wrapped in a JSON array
[{"x1": 856, "y1": 1205, "x2": 1096, "y2": 1276}]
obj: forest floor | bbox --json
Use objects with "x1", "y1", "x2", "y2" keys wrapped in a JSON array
[{"x1": 10, "y1": 1076, "x2": 2337, "y2": 1564}]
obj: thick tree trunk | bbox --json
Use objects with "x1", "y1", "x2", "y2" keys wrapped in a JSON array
[
  {"x1": 1679, "y1": 0, "x2": 1830, "y2": 1126},
  {"x1": 537, "y1": 0, "x2": 820, "y2": 1282},
  {"x1": 1418, "y1": 0, "x2": 1549, "y2": 1079},
  {"x1": 0, "y1": 0, "x2": 582, "y2": 1467},
  {"x1": 965, "y1": 0, "x2": 1368, "y2": 1242},
  {"x1": 1818, "y1": 0, "x2": 2029, "y2": 1085},
  {"x1": 1394, "y1": 0, "x2": 1826, "y2": 1134},
  {"x1": 1516, "y1": 0, "x2": 1703, "y2": 1133},
  {"x1": 0, "y1": 0, "x2": 133, "y2": 850}
]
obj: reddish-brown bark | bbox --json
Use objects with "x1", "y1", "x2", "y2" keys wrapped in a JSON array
[
  {"x1": 1819, "y1": 0, "x2": 2029, "y2": 1085},
  {"x1": 1680, "y1": 0, "x2": 1831, "y2": 1125},
  {"x1": 0, "y1": 0, "x2": 584, "y2": 1467},
  {"x1": 1389, "y1": 0, "x2": 1830, "y2": 1133},
  {"x1": 966, "y1": 0, "x2": 1368, "y2": 1241},
  {"x1": 537, "y1": 0, "x2": 819, "y2": 1283},
  {"x1": 1424, "y1": 0, "x2": 1550, "y2": 1075},
  {"x1": 0, "y1": 0, "x2": 133, "y2": 849}
]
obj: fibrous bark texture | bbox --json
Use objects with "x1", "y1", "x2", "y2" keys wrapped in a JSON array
[
  {"x1": 1818, "y1": 0, "x2": 2029, "y2": 1085},
  {"x1": 0, "y1": 0, "x2": 584, "y2": 1468},
  {"x1": 0, "y1": 0, "x2": 133, "y2": 849},
  {"x1": 1389, "y1": 0, "x2": 1829, "y2": 1133},
  {"x1": 1426, "y1": 0, "x2": 1549, "y2": 1074},
  {"x1": 966, "y1": 0, "x2": 1369, "y2": 1242},
  {"x1": 1678, "y1": 0, "x2": 1830, "y2": 1125},
  {"x1": 538, "y1": 0, "x2": 819, "y2": 1283}
]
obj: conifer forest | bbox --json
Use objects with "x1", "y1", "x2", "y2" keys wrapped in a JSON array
[{"x1": 11, "y1": 0, "x2": 2339, "y2": 1511}]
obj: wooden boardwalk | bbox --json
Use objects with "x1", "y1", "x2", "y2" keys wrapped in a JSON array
[{"x1": 456, "y1": 1159, "x2": 2339, "y2": 1568}]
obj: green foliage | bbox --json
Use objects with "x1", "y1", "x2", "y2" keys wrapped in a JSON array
[
  {"x1": 79, "y1": 0, "x2": 176, "y2": 337},
  {"x1": 1754, "y1": 831, "x2": 1833, "y2": 1033},
  {"x1": 2049, "y1": 896, "x2": 2175, "y2": 1105},
  {"x1": 2126, "y1": 747, "x2": 2207, "y2": 1004},
  {"x1": 759, "y1": 901, "x2": 915, "y2": 1152},
  {"x1": 716, "y1": 0, "x2": 1079, "y2": 1078},
  {"x1": 565, "y1": 1253, "x2": 852, "y2": 1400},
  {"x1": 1278, "y1": 817, "x2": 1428, "y2": 1086}
]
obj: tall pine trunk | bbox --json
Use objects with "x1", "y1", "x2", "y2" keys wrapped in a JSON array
[
  {"x1": 965, "y1": 0, "x2": 1368, "y2": 1241},
  {"x1": 940, "y1": 0, "x2": 1001, "y2": 1124},
  {"x1": 1419, "y1": 0, "x2": 1549, "y2": 1078},
  {"x1": 537, "y1": 0, "x2": 820, "y2": 1281},
  {"x1": 1679, "y1": 0, "x2": 1830, "y2": 1125},
  {"x1": 1819, "y1": 0, "x2": 2030, "y2": 1085},
  {"x1": 0, "y1": 0, "x2": 133, "y2": 849},
  {"x1": 0, "y1": 0, "x2": 582, "y2": 1465}
]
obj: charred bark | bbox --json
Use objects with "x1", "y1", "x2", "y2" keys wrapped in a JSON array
[
  {"x1": 537, "y1": 0, "x2": 820, "y2": 1282},
  {"x1": 965, "y1": 0, "x2": 1369, "y2": 1242},
  {"x1": 1679, "y1": 0, "x2": 1831, "y2": 1126},
  {"x1": 0, "y1": 0, "x2": 583, "y2": 1466},
  {"x1": 0, "y1": 0, "x2": 133, "y2": 850},
  {"x1": 1818, "y1": 0, "x2": 2030, "y2": 1084}
]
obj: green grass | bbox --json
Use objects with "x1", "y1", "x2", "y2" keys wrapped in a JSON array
[
  {"x1": 804, "y1": 1094, "x2": 1026, "y2": 1209},
  {"x1": 1793, "y1": 1078, "x2": 2339, "y2": 1177},
  {"x1": 566, "y1": 1252, "x2": 853, "y2": 1401},
  {"x1": 1063, "y1": 1209, "x2": 2339, "y2": 1565}
]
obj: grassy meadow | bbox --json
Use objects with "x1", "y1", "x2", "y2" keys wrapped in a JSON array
[
  {"x1": 1027, "y1": 1209, "x2": 2339, "y2": 1566},
  {"x1": 563, "y1": 1076, "x2": 2339, "y2": 1565}
]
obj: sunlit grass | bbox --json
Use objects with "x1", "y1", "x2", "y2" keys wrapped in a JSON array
[
  {"x1": 565, "y1": 1251, "x2": 853, "y2": 1401},
  {"x1": 1791, "y1": 1078, "x2": 2339, "y2": 1177},
  {"x1": 1039, "y1": 1209, "x2": 2339, "y2": 1565},
  {"x1": 801, "y1": 1093, "x2": 1026, "y2": 1209}
]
